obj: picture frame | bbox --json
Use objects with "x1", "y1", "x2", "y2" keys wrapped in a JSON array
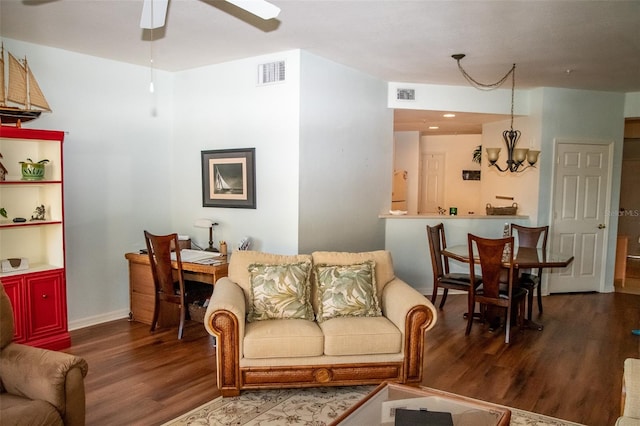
[{"x1": 201, "y1": 148, "x2": 256, "y2": 209}]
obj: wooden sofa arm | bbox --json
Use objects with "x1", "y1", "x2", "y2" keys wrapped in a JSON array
[
  {"x1": 204, "y1": 278, "x2": 246, "y2": 336},
  {"x1": 204, "y1": 278, "x2": 246, "y2": 396},
  {"x1": 382, "y1": 278, "x2": 438, "y2": 383},
  {"x1": 0, "y1": 343, "x2": 88, "y2": 426}
]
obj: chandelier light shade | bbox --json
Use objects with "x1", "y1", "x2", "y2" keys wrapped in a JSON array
[{"x1": 452, "y1": 53, "x2": 540, "y2": 173}]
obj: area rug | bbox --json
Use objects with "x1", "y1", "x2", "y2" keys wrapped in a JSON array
[{"x1": 163, "y1": 386, "x2": 584, "y2": 426}]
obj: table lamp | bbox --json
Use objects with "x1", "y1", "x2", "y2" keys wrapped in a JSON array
[{"x1": 194, "y1": 218, "x2": 218, "y2": 252}]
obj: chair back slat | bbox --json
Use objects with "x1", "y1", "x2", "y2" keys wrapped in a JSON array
[
  {"x1": 144, "y1": 231, "x2": 185, "y2": 299},
  {"x1": 510, "y1": 224, "x2": 549, "y2": 250},
  {"x1": 467, "y1": 233, "x2": 524, "y2": 344},
  {"x1": 427, "y1": 223, "x2": 449, "y2": 278},
  {"x1": 468, "y1": 234, "x2": 514, "y2": 299}
]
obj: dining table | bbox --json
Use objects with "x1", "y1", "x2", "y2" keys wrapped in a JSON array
[{"x1": 442, "y1": 244, "x2": 575, "y2": 330}]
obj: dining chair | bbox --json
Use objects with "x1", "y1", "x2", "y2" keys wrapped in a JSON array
[
  {"x1": 466, "y1": 233, "x2": 527, "y2": 344},
  {"x1": 510, "y1": 224, "x2": 549, "y2": 318},
  {"x1": 144, "y1": 230, "x2": 187, "y2": 339},
  {"x1": 426, "y1": 223, "x2": 473, "y2": 309}
]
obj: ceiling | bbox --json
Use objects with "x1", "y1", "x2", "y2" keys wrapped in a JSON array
[{"x1": 1, "y1": 0, "x2": 638, "y2": 133}]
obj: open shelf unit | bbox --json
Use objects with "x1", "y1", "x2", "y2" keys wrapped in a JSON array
[{"x1": 0, "y1": 126, "x2": 70, "y2": 350}]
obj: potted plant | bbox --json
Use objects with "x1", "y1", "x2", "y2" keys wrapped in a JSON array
[
  {"x1": 472, "y1": 145, "x2": 482, "y2": 164},
  {"x1": 19, "y1": 158, "x2": 49, "y2": 181}
]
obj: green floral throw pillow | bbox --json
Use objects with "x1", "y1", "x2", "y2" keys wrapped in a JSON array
[
  {"x1": 315, "y1": 261, "x2": 382, "y2": 322},
  {"x1": 247, "y1": 262, "x2": 313, "y2": 322}
]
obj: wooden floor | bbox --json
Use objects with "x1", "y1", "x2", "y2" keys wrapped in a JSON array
[{"x1": 64, "y1": 292, "x2": 640, "y2": 426}]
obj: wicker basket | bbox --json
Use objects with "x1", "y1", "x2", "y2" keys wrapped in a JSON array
[
  {"x1": 188, "y1": 303, "x2": 207, "y2": 323},
  {"x1": 486, "y1": 202, "x2": 518, "y2": 215}
]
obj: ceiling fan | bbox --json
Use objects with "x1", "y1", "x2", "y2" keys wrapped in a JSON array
[{"x1": 140, "y1": 0, "x2": 281, "y2": 29}]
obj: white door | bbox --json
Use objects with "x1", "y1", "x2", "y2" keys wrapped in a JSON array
[
  {"x1": 419, "y1": 153, "x2": 444, "y2": 214},
  {"x1": 549, "y1": 142, "x2": 611, "y2": 293}
]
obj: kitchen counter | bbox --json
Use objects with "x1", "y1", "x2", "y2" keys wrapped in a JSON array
[{"x1": 380, "y1": 214, "x2": 528, "y2": 219}]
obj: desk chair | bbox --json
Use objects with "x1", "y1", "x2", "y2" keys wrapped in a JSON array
[
  {"x1": 466, "y1": 234, "x2": 527, "y2": 344},
  {"x1": 427, "y1": 223, "x2": 473, "y2": 309},
  {"x1": 510, "y1": 224, "x2": 548, "y2": 319},
  {"x1": 144, "y1": 231, "x2": 187, "y2": 340}
]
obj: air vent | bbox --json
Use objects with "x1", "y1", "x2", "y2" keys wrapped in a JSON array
[
  {"x1": 396, "y1": 88, "x2": 415, "y2": 100},
  {"x1": 258, "y1": 61, "x2": 286, "y2": 85}
]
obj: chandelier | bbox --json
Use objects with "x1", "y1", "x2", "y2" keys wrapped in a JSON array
[{"x1": 452, "y1": 54, "x2": 540, "y2": 173}]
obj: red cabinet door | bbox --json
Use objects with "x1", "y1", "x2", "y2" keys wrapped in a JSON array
[
  {"x1": 24, "y1": 270, "x2": 67, "y2": 340},
  {"x1": 1, "y1": 276, "x2": 26, "y2": 343}
]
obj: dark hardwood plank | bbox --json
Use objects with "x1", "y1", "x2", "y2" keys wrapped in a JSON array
[
  {"x1": 65, "y1": 319, "x2": 218, "y2": 425},
  {"x1": 422, "y1": 292, "x2": 640, "y2": 425},
  {"x1": 64, "y1": 292, "x2": 640, "y2": 425}
]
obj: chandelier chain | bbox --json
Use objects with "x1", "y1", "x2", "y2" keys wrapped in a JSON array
[
  {"x1": 455, "y1": 59, "x2": 516, "y2": 92},
  {"x1": 510, "y1": 64, "x2": 515, "y2": 130},
  {"x1": 452, "y1": 54, "x2": 539, "y2": 172}
]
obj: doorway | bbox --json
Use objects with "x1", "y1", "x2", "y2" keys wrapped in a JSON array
[
  {"x1": 615, "y1": 134, "x2": 640, "y2": 294},
  {"x1": 418, "y1": 153, "x2": 444, "y2": 214},
  {"x1": 549, "y1": 140, "x2": 612, "y2": 293}
]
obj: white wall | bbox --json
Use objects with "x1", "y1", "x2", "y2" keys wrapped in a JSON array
[
  {"x1": 3, "y1": 39, "x2": 174, "y2": 327},
  {"x1": 171, "y1": 51, "x2": 302, "y2": 255},
  {"x1": 421, "y1": 134, "x2": 483, "y2": 215},
  {"x1": 298, "y1": 51, "x2": 392, "y2": 253},
  {"x1": 625, "y1": 92, "x2": 640, "y2": 117}
]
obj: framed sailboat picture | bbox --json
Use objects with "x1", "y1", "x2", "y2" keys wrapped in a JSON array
[{"x1": 201, "y1": 148, "x2": 256, "y2": 208}]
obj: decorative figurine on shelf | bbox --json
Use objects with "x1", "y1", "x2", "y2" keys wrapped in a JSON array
[
  {"x1": 31, "y1": 204, "x2": 46, "y2": 221},
  {"x1": 0, "y1": 152, "x2": 7, "y2": 181}
]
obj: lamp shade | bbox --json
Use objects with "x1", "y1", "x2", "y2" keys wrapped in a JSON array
[
  {"x1": 194, "y1": 218, "x2": 214, "y2": 229},
  {"x1": 486, "y1": 148, "x2": 501, "y2": 163},
  {"x1": 513, "y1": 148, "x2": 529, "y2": 164},
  {"x1": 527, "y1": 150, "x2": 541, "y2": 165}
]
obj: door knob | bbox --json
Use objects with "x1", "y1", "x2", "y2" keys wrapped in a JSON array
[{"x1": 598, "y1": 224, "x2": 606, "y2": 229}]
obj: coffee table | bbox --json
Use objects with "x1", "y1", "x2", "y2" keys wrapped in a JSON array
[{"x1": 332, "y1": 382, "x2": 511, "y2": 425}]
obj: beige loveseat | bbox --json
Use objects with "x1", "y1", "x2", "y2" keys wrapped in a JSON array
[
  {"x1": 0, "y1": 284, "x2": 88, "y2": 425},
  {"x1": 204, "y1": 250, "x2": 437, "y2": 396}
]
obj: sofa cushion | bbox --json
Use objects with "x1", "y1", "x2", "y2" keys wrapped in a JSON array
[
  {"x1": 0, "y1": 394, "x2": 64, "y2": 426},
  {"x1": 319, "y1": 316, "x2": 402, "y2": 356},
  {"x1": 229, "y1": 251, "x2": 313, "y2": 307},
  {"x1": 315, "y1": 261, "x2": 382, "y2": 322},
  {"x1": 243, "y1": 319, "x2": 324, "y2": 359},
  {"x1": 247, "y1": 261, "x2": 313, "y2": 322},
  {"x1": 311, "y1": 251, "x2": 396, "y2": 310}
]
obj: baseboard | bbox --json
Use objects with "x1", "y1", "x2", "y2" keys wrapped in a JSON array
[{"x1": 68, "y1": 309, "x2": 130, "y2": 331}]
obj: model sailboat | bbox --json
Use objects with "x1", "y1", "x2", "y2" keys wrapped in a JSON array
[{"x1": 0, "y1": 44, "x2": 51, "y2": 124}]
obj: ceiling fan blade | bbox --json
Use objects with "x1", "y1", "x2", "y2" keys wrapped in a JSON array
[
  {"x1": 140, "y1": 0, "x2": 169, "y2": 29},
  {"x1": 225, "y1": 0, "x2": 281, "y2": 20}
]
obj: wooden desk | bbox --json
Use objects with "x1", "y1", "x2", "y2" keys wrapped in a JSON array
[{"x1": 124, "y1": 252, "x2": 228, "y2": 326}]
